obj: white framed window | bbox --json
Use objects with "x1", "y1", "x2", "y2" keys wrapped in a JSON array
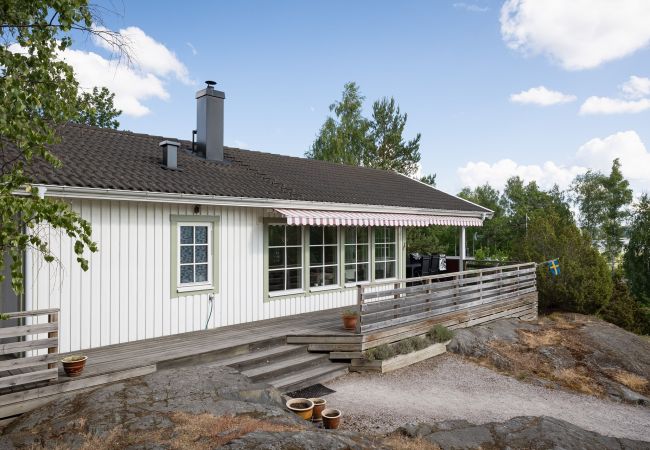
[
  {"x1": 268, "y1": 224, "x2": 303, "y2": 293},
  {"x1": 374, "y1": 226, "x2": 397, "y2": 280},
  {"x1": 178, "y1": 223, "x2": 213, "y2": 288},
  {"x1": 344, "y1": 227, "x2": 370, "y2": 284},
  {"x1": 309, "y1": 226, "x2": 338, "y2": 288}
]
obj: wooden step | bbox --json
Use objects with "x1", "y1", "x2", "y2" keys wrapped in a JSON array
[
  {"x1": 241, "y1": 353, "x2": 329, "y2": 382},
  {"x1": 216, "y1": 345, "x2": 309, "y2": 371},
  {"x1": 270, "y1": 362, "x2": 349, "y2": 393}
]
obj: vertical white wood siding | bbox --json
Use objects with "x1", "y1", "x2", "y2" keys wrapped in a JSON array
[{"x1": 27, "y1": 198, "x2": 358, "y2": 353}]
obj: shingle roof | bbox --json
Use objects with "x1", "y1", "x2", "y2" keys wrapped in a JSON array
[{"x1": 22, "y1": 123, "x2": 490, "y2": 214}]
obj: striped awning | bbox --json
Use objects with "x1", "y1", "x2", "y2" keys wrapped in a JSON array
[{"x1": 274, "y1": 209, "x2": 483, "y2": 227}]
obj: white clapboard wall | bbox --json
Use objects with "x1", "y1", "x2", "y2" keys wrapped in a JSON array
[{"x1": 26, "y1": 199, "x2": 358, "y2": 353}]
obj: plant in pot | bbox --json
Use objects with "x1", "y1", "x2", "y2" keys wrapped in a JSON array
[
  {"x1": 61, "y1": 355, "x2": 88, "y2": 377},
  {"x1": 341, "y1": 309, "x2": 359, "y2": 331},
  {"x1": 322, "y1": 408, "x2": 342, "y2": 429},
  {"x1": 286, "y1": 398, "x2": 314, "y2": 420}
]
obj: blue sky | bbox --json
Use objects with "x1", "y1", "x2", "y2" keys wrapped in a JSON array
[{"x1": 68, "y1": 0, "x2": 650, "y2": 195}]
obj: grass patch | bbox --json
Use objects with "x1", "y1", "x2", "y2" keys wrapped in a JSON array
[
  {"x1": 552, "y1": 368, "x2": 603, "y2": 396},
  {"x1": 608, "y1": 369, "x2": 649, "y2": 393},
  {"x1": 384, "y1": 434, "x2": 441, "y2": 450}
]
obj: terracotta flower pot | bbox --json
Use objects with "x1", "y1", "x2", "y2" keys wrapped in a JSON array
[
  {"x1": 342, "y1": 315, "x2": 358, "y2": 331},
  {"x1": 322, "y1": 408, "x2": 341, "y2": 429},
  {"x1": 61, "y1": 355, "x2": 87, "y2": 377},
  {"x1": 286, "y1": 398, "x2": 314, "y2": 420},
  {"x1": 310, "y1": 398, "x2": 327, "y2": 421}
]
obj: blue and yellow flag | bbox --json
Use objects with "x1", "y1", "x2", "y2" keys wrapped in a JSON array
[{"x1": 546, "y1": 258, "x2": 560, "y2": 276}]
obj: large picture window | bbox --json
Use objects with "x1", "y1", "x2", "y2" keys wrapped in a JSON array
[
  {"x1": 178, "y1": 223, "x2": 212, "y2": 287},
  {"x1": 268, "y1": 225, "x2": 303, "y2": 293},
  {"x1": 343, "y1": 227, "x2": 370, "y2": 284},
  {"x1": 309, "y1": 226, "x2": 338, "y2": 287},
  {"x1": 374, "y1": 227, "x2": 396, "y2": 280}
]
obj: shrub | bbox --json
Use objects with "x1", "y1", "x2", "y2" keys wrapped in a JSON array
[
  {"x1": 395, "y1": 338, "x2": 415, "y2": 354},
  {"x1": 366, "y1": 344, "x2": 394, "y2": 361},
  {"x1": 427, "y1": 324, "x2": 453, "y2": 343},
  {"x1": 601, "y1": 277, "x2": 650, "y2": 335},
  {"x1": 411, "y1": 336, "x2": 430, "y2": 351},
  {"x1": 341, "y1": 308, "x2": 358, "y2": 317}
]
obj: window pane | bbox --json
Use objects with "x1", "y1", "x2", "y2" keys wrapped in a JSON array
[
  {"x1": 375, "y1": 244, "x2": 385, "y2": 261},
  {"x1": 385, "y1": 227, "x2": 395, "y2": 242},
  {"x1": 310, "y1": 267, "x2": 324, "y2": 287},
  {"x1": 287, "y1": 269, "x2": 302, "y2": 290},
  {"x1": 345, "y1": 264, "x2": 356, "y2": 283},
  {"x1": 180, "y1": 226, "x2": 194, "y2": 245},
  {"x1": 286, "y1": 246, "x2": 301, "y2": 268},
  {"x1": 195, "y1": 226, "x2": 208, "y2": 244},
  {"x1": 375, "y1": 227, "x2": 385, "y2": 243},
  {"x1": 269, "y1": 248, "x2": 285, "y2": 269},
  {"x1": 310, "y1": 227, "x2": 323, "y2": 245},
  {"x1": 310, "y1": 246, "x2": 323, "y2": 265},
  {"x1": 195, "y1": 245, "x2": 208, "y2": 263},
  {"x1": 375, "y1": 263, "x2": 385, "y2": 280},
  {"x1": 325, "y1": 246, "x2": 337, "y2": 265},
  {"x1": 357, "y1": 244, "x2": 368, "y2": 262},
  {"x1": 358, "y1": 263, "x2": 369, "y2": 282},
  {"x1": 269, "y1": 270, "x2": 285, "y2": 292},
  {"x1": 324, "y1": 266, "x2": 337, "y2": 285},
  {"x1": 195, "y1": 264, "x2": 208, "y2": 282},
  {"x1": 345, "y1": 245, "x2": 356, "y2": 263},
  {"x1": 324, "y1": 227, "x2": 337, "y2": 245},
  {"x1": 357, "y1": 227, "x2": 369, "y2": 243},
  {"x1": 344, "y1": 227, "x2": 356, "y2": 245},
  {"x1": 180, "y1": 245, "x2": 194, "y2": 264},
  {"x1": 386, "y1": 243, "x2": 395, "y2": 260},
  {"x1": 180, "y1": 265, "x2": 194, "y2": 284},
  {"x1": 386, "y1": 261, "x2": 396, "y2": 278},
  {"x1": 268, "y1": 225, "x2": 285, "y2": 246},
  {"x1": 286, "y1": 226, "x2": 301, "y2": 246}
]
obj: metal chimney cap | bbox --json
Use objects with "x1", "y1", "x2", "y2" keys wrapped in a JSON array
[{"x1": 205, "y1": 80, "x2": 217, "y2": 87}]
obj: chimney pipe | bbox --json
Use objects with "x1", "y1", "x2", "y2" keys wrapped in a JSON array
[
  {"x1": 196, "y1": 80, "x2": 225, "y2": 161},
  {"x1": 160, "y1": 140, "x2": 180, "y2": 170}
]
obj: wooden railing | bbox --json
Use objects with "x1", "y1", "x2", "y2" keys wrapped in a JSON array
[
  {"x1": 356, "y1": 263, "x2": 537, "y2": 333},
  {"x1": 0, "y1": 309, "x2": 59, "y2": 389}
]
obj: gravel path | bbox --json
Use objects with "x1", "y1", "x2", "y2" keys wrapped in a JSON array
[{"x1": 325, "y1": 353, "x2": 650, "y2": 442}]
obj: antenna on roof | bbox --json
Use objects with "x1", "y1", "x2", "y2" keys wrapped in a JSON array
[{"x1": 205, "y1": 80, "x2": 216, "y2": 88}]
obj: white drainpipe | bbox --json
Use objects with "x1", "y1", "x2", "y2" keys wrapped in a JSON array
[{"x1": 460, "y1": 226, "x2": 467, "y2": 272}]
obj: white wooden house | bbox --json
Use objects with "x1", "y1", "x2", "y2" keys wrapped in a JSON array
[{"x1": 4, "y1": 83, "x2": 491, "y2": 353}]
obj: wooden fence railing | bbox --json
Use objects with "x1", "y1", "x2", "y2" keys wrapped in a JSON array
[
  {"x1": 356, "y1": 263, "x2": 537, "y2": 333},
  {"x1": 0, "y1": 309, "x2": 59, "y2": 389}
]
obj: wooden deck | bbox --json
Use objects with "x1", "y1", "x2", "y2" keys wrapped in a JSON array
[{"x1": 0, "y1": 307, "x2": 352, "y2": 419}]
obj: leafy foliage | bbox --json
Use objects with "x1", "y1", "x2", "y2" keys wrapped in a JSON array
[
  {"x1": 624, "y1": 194, "x2": 650, "y2": 305},
  {"x1": 74, "y1": 87, "x2": 121, "y2": 129},
  {"x1": 366, "y1": 343, "x2": 395, "y2": 361},
  {"x1": 601, "y1": 276, "x2": 650, "y2": 335},
  {"x1": 0, "y1": 0, "x2": 113, "y2": 294},
  {"x1": 427, "y1": 324, "x2": 453, "y2": 343},
  {"x1": 307, "y1": 82, "x2": 421, "y2": 177},
  {"x1": 419, "y1": 174, "x2": 437, "y2": 186}
]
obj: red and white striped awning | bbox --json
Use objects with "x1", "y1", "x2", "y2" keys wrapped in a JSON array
[{"x1": 274, "y1": 209, "x2": 483, "y2": 227}]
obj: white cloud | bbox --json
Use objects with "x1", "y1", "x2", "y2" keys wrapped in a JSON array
[
  {"x1": 500, "y1": 0, "x2": 650, "y2": 70},
  {"x1": 620, "y1": 75, "x2": 650, "y2": 99},
  {"x1": 186, "y1": 42, "x2": 198, "y2": 56},
  {"x1": 457, "y1": 131, "x2": 650, "y2": 191},
  {"x1": 579, "y1": 96, "x2": 650, "y2": 115},
  {"x1": 453, "y1": 3, "x2": 488, "y2": 13},
  {"x1": 93, "y1": 26, "x2": 191, "y2": 84},
  {"x1": 510, "y1": 86, "x2": 576, "y2": 106}
]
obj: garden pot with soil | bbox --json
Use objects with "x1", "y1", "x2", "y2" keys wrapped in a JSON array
[
  {"x1": 322, "y1": 408, "x2": 342, "y2": 429},
  {"x1": 61, "y1": 355, "x2": 87, "y2": 377},
  {"x1": 286, "y1": 398, "x2": 314, "y2": 420},
  {"x1": 341, "y1": 310, "x2": 358, "y2": 331},
  {"x1": 310, "y1": 398, "x2": 327, "y2": 421}
]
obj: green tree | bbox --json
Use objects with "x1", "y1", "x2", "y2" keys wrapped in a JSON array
[
  {"x1": 419, "y1": 174, "x2": 437, "y2": 186},
  {"x1": 74, "y1": 87, "x2": 121, "y2": 129},
  {"x1": 0, "y1": 0, "x2": 124, "y2": 294},
  {"x1": 624, "y1": 194, "x2": 650, "y2": 305},
  {"x1": 307, "y1": 82, "x2": 421, "y2": 176},
  {"x1": 573, "y1": 159, "x2": 633, "y2": 273}
]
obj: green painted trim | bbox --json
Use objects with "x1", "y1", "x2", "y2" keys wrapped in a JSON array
[{"x1": 170, "y1": 215, "x2": 220, "y2": 299}]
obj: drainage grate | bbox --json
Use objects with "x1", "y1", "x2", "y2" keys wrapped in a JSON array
[{"x1": 285, "y1": 383, "x2": 336, "y2": 398}]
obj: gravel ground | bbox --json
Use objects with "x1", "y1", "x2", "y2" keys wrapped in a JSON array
[{"x1": 324, "y1": 353, "x2": 650, "y2": 442}]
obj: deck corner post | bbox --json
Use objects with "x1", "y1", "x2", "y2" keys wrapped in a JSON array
[
  {"x1": 47, "y1": 312, "x2": 59, "y2": 371},
  {"x1": 356, "y1": 284, "x2": 363, "y2": 334}
]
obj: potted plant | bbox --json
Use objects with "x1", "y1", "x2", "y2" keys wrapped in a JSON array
[
  {"x1": 309, "y1": 398, "x2": 327, "y2": 421},
  {"x1": 286, "y1": 398, "x2": 314, "y2": 420},
  {"x1": 322, "y1": 408, "x2": 342, "y2": 429},
  {"x1": 341, "y1": 309, "x2": 359, "y2": 331},
  {"x1": 61, "y1": 355, "x2": 88, "y2": 377}
]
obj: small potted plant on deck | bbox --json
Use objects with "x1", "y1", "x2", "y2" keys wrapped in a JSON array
[
  {"x1": 61, "y1": 354, "x2": 88, "y2": 377},
  {"x1": 341, "y1": 309, "x2": 359, "y2": 331}
]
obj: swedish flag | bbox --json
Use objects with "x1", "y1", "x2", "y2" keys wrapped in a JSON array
[{"x1": 547, "y1": 258, "x2": 560, "y2": 276}]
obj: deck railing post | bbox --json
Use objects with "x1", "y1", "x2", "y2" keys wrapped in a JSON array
[
  {"x1": 356, "y1": 284, "x2": 363, "y2": 334},
  {"x1": 48, "y1": 312, "x2": 59, "y2": 371}
]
